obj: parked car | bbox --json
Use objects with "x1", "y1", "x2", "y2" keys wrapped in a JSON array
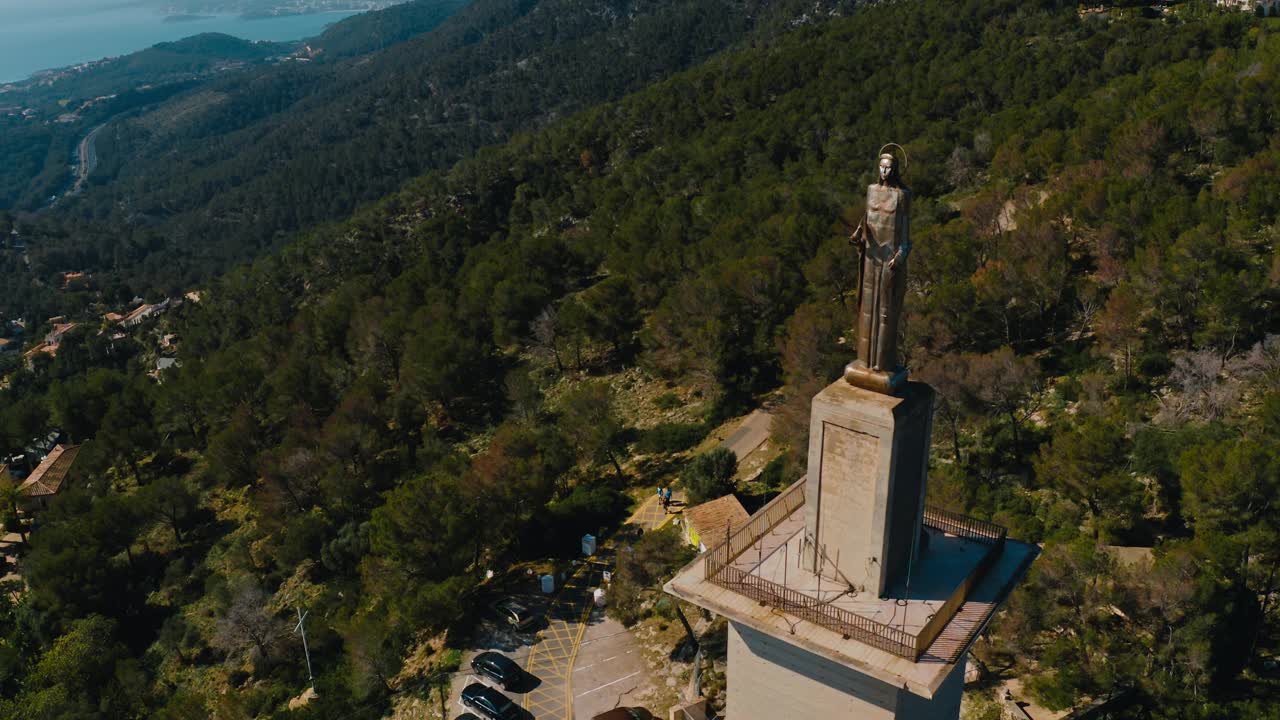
[
  {"x1": 471, "y1": 651, "x2": 523, "y2": 691},
  {"x1": 492, "y1": 598, "x2": 538, "y2": 630},
  {"x1": 461, "y1": 682, "x2": 520, "y2": 720},
  {"x1": 592, "y1": 708, "x2": 654, "y2": 720},
  {"x1": 455, "y1": 715, "x2": 483, "y2": 720}
]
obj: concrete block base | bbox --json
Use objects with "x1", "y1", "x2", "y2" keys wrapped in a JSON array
[
  {"x1": 804, "y1": 379, "x2": 935, "y2": 595},
  {"x1": 725, "y1": 622, "x2": 962, "y2": 720}
]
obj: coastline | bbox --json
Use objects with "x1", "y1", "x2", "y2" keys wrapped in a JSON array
[
  {"x1": 162, "y1": 14, "x2": 217, "y2": 24},
  {"x1": 241, "y1": 9, "x2": 354, "y2": 21},
  {"x1": 0, "y1": 9, "x2": 361, "y2": 85}
]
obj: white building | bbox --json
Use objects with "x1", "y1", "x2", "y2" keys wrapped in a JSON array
[{"x1": 1218, "y1": 0, "x2": 1280, "y2": 14}]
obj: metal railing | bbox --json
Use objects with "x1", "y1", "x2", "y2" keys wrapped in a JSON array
[
  {"x1": 923, "y1": 506, "x2": 1007, "y2": 544},
  {"x1": 703, "y1": 477, "x2": 806, "y2": 579},
  {"x1": 715, "y1": 564, "x2": 918, "y2": 657},
  {"x1": 699, "y1": 475, "x2": 1010, "y2": 661},
  {"x1": 912, "y1": 528, "x2": 1005, "y2": 658}
]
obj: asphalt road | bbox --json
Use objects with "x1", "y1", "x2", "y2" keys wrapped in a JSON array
[
  {"x1": 448, "y1": 621, "x2": 539, "y2": 719},
  {"x1": 718, "y1": 410, "x2": 772, "y2": 461},
  {"x1": 571, "y1": 610, "x2": 653, "y2": 720}
]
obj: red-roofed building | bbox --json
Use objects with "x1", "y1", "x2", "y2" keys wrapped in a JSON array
[
  {"x1": 118, "y1": 299, "x2": 170, "y2": 328},
  {"x1": 45, "y1": 323, "x2": 76, "y2": 346},
  {"x1": 679, "y1": 494, "x2": 750, "y2": 553},
  {"x1": 17, "y1": 444, "x2": 80, "y2": 512}
]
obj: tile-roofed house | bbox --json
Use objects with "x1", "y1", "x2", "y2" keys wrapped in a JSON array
[
  {"x1": 119, "y1": 303, "x2": 154, "y2": 327},
  {"x1": 680, "y1": 494, "x2": 750, "y2": 553},
  {"x1": 119, "y1": 299, "x2": 171, "y2": 328},
  {"x1": 45, "y1": 323, "x2": 76, "y2": 347},
  {"x1": 22, "y1": 342, "x2": 51, "y2": 364},
  {"x1": 151, "y1": 357, "x2": 180, "y2": 382},
  {"x1": 18, "y1": 444, "x2": 80, "y2": 511}
]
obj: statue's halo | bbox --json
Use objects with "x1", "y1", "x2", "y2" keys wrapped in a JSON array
[{"x1": 878, "y1": 143, "x2": 908, "y2": 174}]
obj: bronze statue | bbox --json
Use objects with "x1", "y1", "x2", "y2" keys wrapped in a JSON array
[{"x1": 846, "y1": 145, "x2": 910, "y2": 394}]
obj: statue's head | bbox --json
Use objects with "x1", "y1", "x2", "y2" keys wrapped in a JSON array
[{"x1": 878, "y1": 153, "x2": 899, "y2": 185}]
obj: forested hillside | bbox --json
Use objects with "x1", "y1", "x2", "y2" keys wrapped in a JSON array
[
  {"x1": 0, "y1": 0, "x2": 1278, "y2": 718},
  {"x1": 0, "y1": 33, "x2": 299, "y2": 213},
  {"x1": 2, "y1": 0, "x2": 863, "y2": 320},
  {"x1": 0, "y1": 0, "x2": 469, "y2": 222}
]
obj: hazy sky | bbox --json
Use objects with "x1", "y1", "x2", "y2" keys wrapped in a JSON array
[{"x1": 0, "y1": 0, "x2": 152, "y2": 22}]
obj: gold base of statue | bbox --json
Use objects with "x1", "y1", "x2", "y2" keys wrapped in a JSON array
[{"x1": 843, "y1": 361, "x2": 908, "y2": 395}]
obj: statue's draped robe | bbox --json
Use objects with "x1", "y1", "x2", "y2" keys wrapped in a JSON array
[{"x1": 856, "y1": 182, "x2": 910, "y2": 371}]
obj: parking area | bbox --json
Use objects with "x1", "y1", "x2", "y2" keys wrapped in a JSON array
[
  {"x1": 572, "y1": 609, "x2": 655, "y2": 720},
  {"x1": 447, "y1": 614, "x2": 541, "y2": 719},
  {"x1": 451, "y1": 496, "x2": 676, "y2": 719}
]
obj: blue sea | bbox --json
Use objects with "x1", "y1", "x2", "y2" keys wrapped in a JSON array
[{"x1": 0, "y1": 4, "x2": 359, "y2": 83}]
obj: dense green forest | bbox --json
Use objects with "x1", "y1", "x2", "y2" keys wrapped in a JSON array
[
  {"x1": 0, "y1": 35, "x2": 301, "y2": 212},
  {"x1": 0, "y1": 0, "x2": 862, "y2": 322},
  {"x1": 0, "y1": 0, "x2": 1279, "y2": 718},
  {"x1": 0, "y1": 0, "x2": 467, "y2": 217}
]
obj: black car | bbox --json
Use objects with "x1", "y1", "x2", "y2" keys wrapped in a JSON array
[
  {"x1": 492, "y1": 598, "x2": 538, "y2": 630},
  {"x1": 471, "y1": 651, "x2": 523, "y2": 691},
  {"x1": 461, "y1": 682, "x2": 520, "y2": 720},
  {"x1": 455, "y1": 715, "x2": 483, "y2": 720}
]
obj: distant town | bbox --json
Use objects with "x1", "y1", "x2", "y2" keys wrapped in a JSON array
[{"x1": 154, "y1": 0, "x2": 406, "y2": 20}]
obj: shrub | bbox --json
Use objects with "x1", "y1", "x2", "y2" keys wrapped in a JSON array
[
  {"x1": 758, "y1": 454, "x2": 787, "y2": 490},
  {"x1": 654, "y1": 392, "x2": 683, "y2": 410},
  {"x1": 681, "y1": 448, "x2": 738, "y2": 504},
  {"x1": 606, "y1": 524, "x2": 695, "y2": 626},
  {"x1": 637, "y1": 422, "x2": 706, "y2": 454}
]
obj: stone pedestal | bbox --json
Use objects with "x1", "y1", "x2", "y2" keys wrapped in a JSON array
[{"x1": 803, "y1": 380, "x2": 935, "y2": 596}]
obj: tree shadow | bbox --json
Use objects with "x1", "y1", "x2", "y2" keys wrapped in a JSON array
[
  {"x1": 629, "y1": 454, "x2": 685, "y2": 485},
  {"x1": 505, "y1": 669, "x2": 543, "y2": 694}
]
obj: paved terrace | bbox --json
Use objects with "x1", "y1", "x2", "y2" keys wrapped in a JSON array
[
  {"x1": 666, "y1": 478, "x2": 1039, "y2": 698},
  {"x1": 728, "y1": 514, "x2": 988, "y2": 639}
]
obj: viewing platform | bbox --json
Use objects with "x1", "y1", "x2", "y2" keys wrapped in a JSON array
[{"x1": 666, "y1": 477, "x2": 1038, "y2": 698}]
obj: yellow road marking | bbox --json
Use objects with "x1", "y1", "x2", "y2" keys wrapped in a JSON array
[{"x1": 520, "y1": 494, "x2": 678, "y2": 718}]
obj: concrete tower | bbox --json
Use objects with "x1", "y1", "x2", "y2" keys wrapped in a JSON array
[
  {"x1": 665, "y1": 378, "x2": 1038, "y2": 719},
  {"x1": 667, "y1": 151, "x2": 1036, "y2": 719}
]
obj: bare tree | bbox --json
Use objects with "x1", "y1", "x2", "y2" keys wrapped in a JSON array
[
  {"x1": 531, "y1": 306, "x2": 564, "y2": 372},
  {"x1": 917, "y1": 347, "x2": 1043, "y2": 464},
  {"x1": 1157, "y1": 335, "x2": 1279, "y2": 425},
  {"x1": 213, "y1": 585, "x2": 288, "y2": 663},
  {"x1": 1156, "y1": 350, "x2": 1238, "y2": 425}
]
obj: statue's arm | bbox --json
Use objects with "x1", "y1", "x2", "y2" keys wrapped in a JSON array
[
  {"x1": 849, "y1": 215, "x2": 866, "y2": 247},
  {"x1": 889, "y1": 192, "x2": 910, "y2": 268}
]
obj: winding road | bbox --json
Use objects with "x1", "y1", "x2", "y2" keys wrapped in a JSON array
[{"x1": 69, "y1": 123, "x2": 107, "y2": 197}]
